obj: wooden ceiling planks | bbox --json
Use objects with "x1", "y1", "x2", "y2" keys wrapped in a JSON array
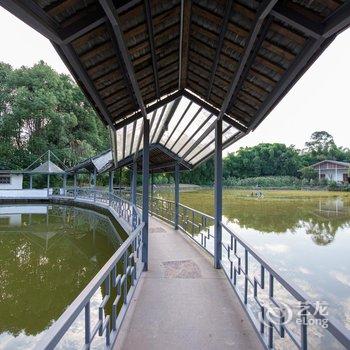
[{"x1": 2, "y1": 0, "x2": 350, "y2": 164}]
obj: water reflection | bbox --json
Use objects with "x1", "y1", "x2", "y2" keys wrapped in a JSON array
[{"x1": 0, "y1": 205, "x2": 122, "y2": 349}]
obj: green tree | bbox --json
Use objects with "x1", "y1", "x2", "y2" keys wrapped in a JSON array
[{"x1": 0, "y1": 61, "x2": 109, "y2": 169}]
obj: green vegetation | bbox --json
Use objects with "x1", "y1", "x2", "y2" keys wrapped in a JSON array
[
  {"x1": 179, "y1": 131, "x2": 350, "y2": 188},
  {"x1": 1, "y1": 61, "x2": 349, "y2": 190},
  {"x1": 0, "y1": 61, "x2": 109, "y2": 170}
]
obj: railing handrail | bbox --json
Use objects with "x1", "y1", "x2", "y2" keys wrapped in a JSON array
[
  {"x1": 35, "y1": 222, "x2": 144, "y2": 349},
  {"x1": 221, "y1": 222, "x2": 350, "y2": 348}
]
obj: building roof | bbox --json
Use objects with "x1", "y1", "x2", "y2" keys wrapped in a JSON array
[
  {"x1": 3, "y1": 0, "x2": 350, "y2": 170},
  {"x1": 311, "y1": 160, "x2": 350, "y2": 168},
  {"x1": 31, "y1": 160, "x2": 65, "y2": 174},
  {"x1": 68, "y1": 149, "x2": 113, "y2": 173}
]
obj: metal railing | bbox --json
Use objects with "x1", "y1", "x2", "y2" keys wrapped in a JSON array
[
  {"x1": 54, "y1": 187, "x2": 141, "y2": 231},
  {"x1": 220, "y1": 223, "x2": 350, "y2": 350},
  {"x1": 125, "y1": 192, "x2": 350, "y2": 350},
  {"x1": 50, "y1": 188, "x2": 350, "y2": 349},
  {"x1": 39, "y1": 188, "x2": 144, "y2": 349}
]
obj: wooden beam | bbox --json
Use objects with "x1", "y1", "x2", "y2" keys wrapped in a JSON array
[
  {"x1": 179, "y1": 0, "x2": 192, "y2": 89},
  {"x1": 114, "y1": 90, "x2": 183, "y2": 130},
  {"x1": 217, "y1": 0, "x2": 278, "y2": 121},
  {"x1": 53, "y1": 42, "x2": 115, "y2": 129},
  {"x1": 99, "y1": 0, "x2": 148, "y2": 119},
  {"x1": 206, "y1": 0, "x2": 233, "y2": 99},
  {"x1": 144, "y1": 0, "x2": 160, "y2": 98},
  {"x1": 227, "y1": 17, "x2": 272, "y2": 113},
  {"x1": 323, "y1": 1, "x2": 350, "y2": 38},
  {"x1": 271, "y1": 3, "x2": 323, "y2": 39}
]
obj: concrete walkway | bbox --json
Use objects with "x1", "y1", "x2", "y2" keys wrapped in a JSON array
[{"x1": 115, "y1": 216, "x2": 263, "y2": 350}]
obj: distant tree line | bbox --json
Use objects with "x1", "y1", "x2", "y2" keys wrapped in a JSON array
[
  {"x1": 181, "y1": 131, "x2": 350, "y2": 185},
  {"x1": 1, "y1": 61, "x2": 349, "y2": 188},
  {"x1": 177, "y1": 131, "x2": 350, "y2": 186}
]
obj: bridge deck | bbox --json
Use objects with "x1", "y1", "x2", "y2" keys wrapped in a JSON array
[{"x1": 115, "y1": 216, "x2": 262, "y2": 350}]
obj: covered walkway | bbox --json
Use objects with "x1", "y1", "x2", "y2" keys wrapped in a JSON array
[{"x1": 115, "y1": 215, "x2": 262, "y2": 350}]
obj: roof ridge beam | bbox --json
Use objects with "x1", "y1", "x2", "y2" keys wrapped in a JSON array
[
  {"x1": 99, "y1": 0, "x2": 148, "y2": 120},
  {"x1": 179, "y1": 0, "x2": 192, "y2": 90},
  {"x1": 217, "y1": 0, "x2": 278, "y2": 122}
]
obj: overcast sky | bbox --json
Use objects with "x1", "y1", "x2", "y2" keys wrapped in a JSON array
[{"x1": 0, "y1": 7, "x2": 349, "y2": 153}]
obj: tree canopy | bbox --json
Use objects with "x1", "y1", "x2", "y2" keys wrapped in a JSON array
[{"x1": 0, "y1": 61, "x2": 109, "y2": 170}]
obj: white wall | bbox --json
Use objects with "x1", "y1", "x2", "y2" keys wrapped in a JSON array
[
  {"x1": 0, "y1": 174, "x2": 23, "y2": 189},
  {"x1": 0, "y1": 188, "x2": 52, "y2": 198},
  {"x1": 320, "y1": 169, "x2": 347, "y2": 182}
]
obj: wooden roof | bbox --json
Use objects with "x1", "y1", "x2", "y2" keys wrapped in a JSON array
[{"x1": 2, "y1": 0, "x2": 350, "y2": 169}]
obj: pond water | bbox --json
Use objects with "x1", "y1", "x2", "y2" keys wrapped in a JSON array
[
  {"x1": 161, "y1": 189, "x2": 350, "y2": 333},
  {"x1": 0, "y1": 204, "x2": 123, "y2": 350}
]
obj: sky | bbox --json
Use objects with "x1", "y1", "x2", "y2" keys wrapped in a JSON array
[{"x1": 0, "y1": 7, "x2": 349, "y2": 153}]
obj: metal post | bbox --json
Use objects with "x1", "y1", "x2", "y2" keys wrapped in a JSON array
[
  {"x1": 63, "y1": 173, "x2": 67, "y2": 196},
  {"x1": 174, "y1": 162, "x2": 180, "y2": 229},
  {"x1": 74, "y1": 172, "x2": 77, "y2": 198},
  {"x1": 29, "y1": 174, "x2": 33, "y2": 189},
  {"x1": 93, "y1": 168, "x2": 97, "y2": 201},
  {"x1": 132, "y1": 162, "x2": 137, "y2": 205},
  {"x1": 108, "y1": 170, "x2": 114, "y2": 193},
  {"x1": 47, "y1": 174, "x2": 50, "y2": 197},
  {"x1": 150, "y1": 173, "x2": 154, "y2": 215},
  {"x1": 214, "y1": 119, "x2": 222, "y2": 269},
  {"x1": 142, "y1": 118, "x2": 150, "y2": 271},
  {"x1": 47, "y1": 150, "x2": 51, "y2": 197},
  {"x1": 132, "y1": 162, "x2": 137, "y2": 229}
]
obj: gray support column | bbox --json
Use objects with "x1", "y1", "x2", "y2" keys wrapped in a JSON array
[
  {"x1": 132, "y1": 162, "x2": 137, "y2": 205},
  {"x1": 93, "y1": 168, "x2": 97, "y2": 201},
  {"x1": 174, "y1": 162, "x2": 180, "y2": 229},
  {"x1": 74, "y1": 172, "x2": 77, "y2": 198},
  {"x1": 142, "y1": 118, "x2": 150, "y2": 271},
  {"x1": 47, "y1": 174, "x2": 50, "y2": 197},
  {"x1": 109, "y1": 170, "x2": 114, "y2": 193},
  {"x1": 150, "y1": 173, "x2": 154, "y2": 214},
  {"x1": 214, "y1": 119, "x2": 222, "y2": 269},
  {"x1": 63, "y1": 173, "x2": 67, "y2": 196},
  {"x1": 29, "y1": 174, "x2": 33, "y2": 189},
  {"x1": 131, "y1": 162, "x2": 137, "y2": 229}
]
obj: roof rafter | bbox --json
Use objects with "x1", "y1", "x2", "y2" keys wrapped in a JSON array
[
  {"x1": 54, "y1": 43, "x2": 116, "y2": 129},
  {"x1": 156, "y1": 97, "x2": 181, "y2": 144},
  {"x1": 271, "y1": 2, "x2": 323, "y2": 39},
  {"x1": 114, "y1": 90, "x2": 183, "y2": 130},
  {"x1": 144, "y1": 0, "x2": 160, "y2": 98},
  {"x1": 217, "y1": 0, "x2": 279, "y2": 121},
  {"x1": 323, "y1": 1, "x2": 350, "y2": 38},
  {"x1": 227, "y1": 17, "x2": 272, "y2": 113},
  {"x1": 99, "y1": 0, "x2": 148, "y2": 120},
  {"x1": 249, "y1": 35, "x2": 334, "y2": 131},
  {"x1": 206, "y1": 0, "x2": 233, "y2": 99},
  {"x1": 179, "y1": 0, "x2": 192, "y2": 90},
  {"x1": 105, "y1": 22, "x2": 138, "y2": 110}
]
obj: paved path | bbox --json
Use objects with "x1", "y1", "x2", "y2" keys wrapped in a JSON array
[{"x1": 115, "y1": 216, "x2": 263, "y2": 350}]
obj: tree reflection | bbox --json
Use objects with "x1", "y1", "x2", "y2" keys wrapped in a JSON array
[{"x1": 0, "y1": 205, "x2": 121, "y2": 338}]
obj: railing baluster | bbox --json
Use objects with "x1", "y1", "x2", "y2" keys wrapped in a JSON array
[{"x1": 85, "y1": 301, "x2": 91, "y2": 346}]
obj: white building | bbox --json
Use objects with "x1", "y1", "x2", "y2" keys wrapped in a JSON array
[
  {"x1": 311, "y1": 160, "x2": 350, "y2": 183},
  {"x1": 0, "y1": 172, "x2": 23, "y2": 189}
]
